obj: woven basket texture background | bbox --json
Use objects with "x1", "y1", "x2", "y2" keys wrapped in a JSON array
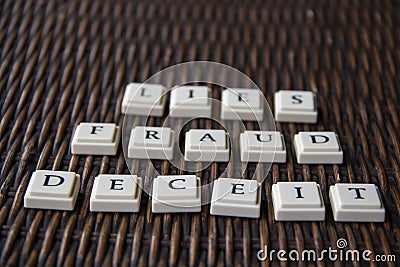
[{"x1": 0, "y1": 0, "x2": 399, "y2": 266}]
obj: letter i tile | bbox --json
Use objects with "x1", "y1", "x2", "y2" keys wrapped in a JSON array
[{"x1": 272, "y1": 182, "x2": 325, "y2": 221}]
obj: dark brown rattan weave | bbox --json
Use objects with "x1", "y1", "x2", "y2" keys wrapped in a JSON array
[{"x1": 0, "y1": 0, "x2": 399, "y2": 266}]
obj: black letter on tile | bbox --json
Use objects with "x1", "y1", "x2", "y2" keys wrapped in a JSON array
[
  {"x1": 231, "y1": 183, "x2": 245, "y2": 194},
  {"x1": 140, "y1": 88, "x2": 150, "y2": 97},
  {"x1": 43, "y1": 175, "x2": 65, "y2": 186},
  {"x1": 238, "y1": 93, "x2": 248, "y2": 102},
  {"x1": 291, "y1": 95, "x2": 303, "y2": 104},
  {"x1": 200, "y1": 133, "x2": 216, "y2": 142},
  {"x1": 110, "y1": 179, "x2": 124, "y2": 190},
  {"x1": 255, "y1": 133, "x2": 272, "y2": 142},
  {"x1": 294, "y1": 187, "x2": 304, "y2": 198},
  {"x1": 91, "y1": 126, "x2": 103, "y2": 134},
  {"x1": 310, "y1": 135, "x2": 329, "y2": 144},
  {"x1": 145, "y1": 130, "x2": 160, "y2": 139},
  {"x1": 348, "y1": 188, "x2": 366, "y2": 199},
  {"x1": 188, "y1": 90, "x2": 194, "y2": 98},
  {"x1": 169, "y1": 179, "x2": 186, "y2": 190}
]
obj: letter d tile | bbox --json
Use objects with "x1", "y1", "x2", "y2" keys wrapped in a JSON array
[{"x1": 24, "y1": 170, "x2": 80, "y2": 210}]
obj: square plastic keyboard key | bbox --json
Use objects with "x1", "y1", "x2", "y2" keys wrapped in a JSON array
[
  {"x1": 169, "y1": 86, "x2": 211, "y2": 117},
  {"x1": 221, "y1": 88, "x2": 263, "y2": 121},
  {"x1": 275, "y1": 90, "x2": 317, "y2": 123},
  {"x1": 29, "y1": 172, "x2": 77, "y2": 198},
  {"x1": 184, "y1": 129, "x2": 229, "y2": 162},
  {"x1": 128, "y1": 126, "x2": 175, "y2": 160},
  {"x1": 132, "y1": 126, "x2": 172, "y2": 147},
  {"x1": 188, "y1": 129, "x2": 227, "y2": 150},
  {"x1": 152, "y1": 175, "x2": 201, "y2": 213},
  {"x1": 71, "y1": 123, "x2": 120, "y2": 155},
  {"x1": 121, "y1": 82, "x2": 166, "y2": 116},
  {"x1": 76, "y1": 123, "x2": 116, "y2": 143},
  {"x1": 329, "y1": 183, "x2": 385, "y2": 222},
  {"x1": 90, "y1": 174, "x2": 142, "y2": 212},
  {"x1": 240, "y1": 131, "x2": 286, "y2": 162},
  {"x1": 155, "y1": 175, "x2": 198, "y2": 200},
  {"x1": 294, "y1": 131, "x2": 343, "y2": 164},
  {"x1": 210, "y1": 178, "x2": 261, "y2": 218},
  {"x1": 217, "y1": 179, "x2": 258, "y2": 206},
  {"x1": 298, "y1": 132, "x2": 340, "y2": 152},
  {"x1": 279, "y1": 91, "x2": 315, "y2": 111},
  {"x1": 24, "y1": 170, "x2": 80, "y2": 210},
  {"x1": 272, "y1": 182, "x2": 325, "y2": 221}
]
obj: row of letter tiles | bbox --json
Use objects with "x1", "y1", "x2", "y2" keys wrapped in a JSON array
[
  {"x1": 128, "y1": 128, "x2": 342, "y2": 164},
  {"x1": 121, "y1": 83, "x2": 316, "y2": 123},
  {"x1": 24, "y1": 171, "x2": 385, "y2": 221},
  {"x1": 71, "y1": 122, "x2": 343, "y2": 164}
]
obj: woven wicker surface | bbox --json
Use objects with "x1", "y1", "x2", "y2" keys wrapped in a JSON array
[{"x1": 0, "y1": 0, "x2": 399, "y2": 266}]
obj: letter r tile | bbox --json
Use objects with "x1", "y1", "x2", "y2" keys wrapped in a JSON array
[{"x1": 128, "y1": 126, "x2": 175, "y2": 160}]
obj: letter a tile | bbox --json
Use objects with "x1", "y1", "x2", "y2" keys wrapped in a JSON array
[{"x1": 184, "y1": 129, "x2": 229, "y2": 162}]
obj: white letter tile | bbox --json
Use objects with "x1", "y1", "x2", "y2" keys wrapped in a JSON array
[
  {"x1": 240, "y1": 131, "x2": 286, "y2": 163},
  {"x1": 184, "y1": 129, "x2": 229, "y2": 162},
  {"x1": 128, "y1": 126, "x2": 175, "y2": 160},
  {"x1": 329, "y1": 183, "x2": 385, "y2": 222},
  {"x1": 152, "y1": 175, "x2": 201, "y2": 213},
  {"x1": 71, "y1": 123, "x2": 120, "y2": 155},
  {"x1": 272, "y1": 182, "x2": 325, "y2": 221},
  {"x1": 210, "y1": 178, "x2": 261, "y2": 218},
  {"x1": 90, "y1": 174, "x2": 142, "y2": 212},
  {"x1": 294, "y1": 132, "x2": 343, "y2": 164},
  {"x1": 24, "y1": 170, "x2": 80, "y2": 210},
  {"x1": 274, "y1": 90, "x2": 317, "y2": 123},
  {"x1": 121, "y1": 82, "x2": 166, "y2": 116},
  {"x1": 169, "y1": 86, "x2": 212, "y2": 118},
  {"x1": 221, "y1": 88, "x2": 264, "y2": 121}
]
